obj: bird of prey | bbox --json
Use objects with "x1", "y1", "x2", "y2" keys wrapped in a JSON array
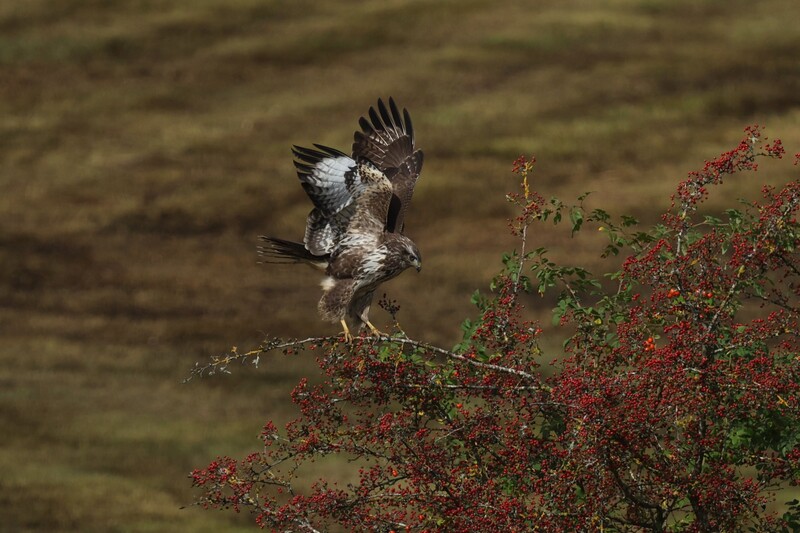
[{"x1": 259, "y1": 98, "x2": 424, "y2": 341}]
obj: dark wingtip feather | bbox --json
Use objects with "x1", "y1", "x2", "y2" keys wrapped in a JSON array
[
  {"x1": 293, "y1": 150, "x2": 321, "y2": 165},
  {"x1": 388, "y1": 97, "x2": 403, "y2": 129},
  {"x1": 358, "y1": 116, "x2": 374, "y2": 135},
  {"x1": 312, "y1": 144, "x2": 348, "y2": 158},
  {"x1": 291, "y1": 145, "x2": 310, "y2": 159},
  {"x1": 403, "y1": 108, "x2": 413, "y2": 139},
  {"x1": 368, "y1": 106, "x2": 383, "y2": 131},
  {"x1": 293, "y1": 160, "x2": 312, "y2": 171},
  {"x1": 293, "y1": 145, "x2": 321, "y2": 157},
  {"x1": 377, "y1": 98, "x2": 393, "y2": 129},
  {"x1": 293, "y1": 144, "x2": 341, "y2": 164}
]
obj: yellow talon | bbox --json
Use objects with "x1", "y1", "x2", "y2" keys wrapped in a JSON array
[
  {"x1": 366, "y1": 320, "x2": 386, "y2": 338},
  {"x1": 340, "y1": 320, "x2": 354, "y2": 343}
]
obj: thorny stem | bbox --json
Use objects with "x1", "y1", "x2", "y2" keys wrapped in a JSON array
[
  {"x1": 511, "y1": 222, "x2": 528, "y2": 299},
  {"x1": 256, "y1": 504, "x2": 324, "y2": 533},
  {"x1": 186, "y1": 334, "x2": 545, "y2": 386},
  {"x1": 510, "y1": 157, "x2": 535, "y2": 301}
]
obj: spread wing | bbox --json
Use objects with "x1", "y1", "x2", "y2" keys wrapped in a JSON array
[
  {"x1": 291, "y1": 145, "x2": 390, "y2": 256},
  {"x1": 339, "y1": 158, "x2": 392, "y2": 249},
  {"x1": 290, "y1": 98, "x2": 418, "y2": 255},
  {"x1": 352, "y1": 97, "x2": 423, "y2": 234},
  {"x1": 292, "y1": 144, "x2": 364, "y2": 255}
]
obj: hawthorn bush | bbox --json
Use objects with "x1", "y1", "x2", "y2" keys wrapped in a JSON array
[{"x1": 189, "y1": 126, "x2": 800, "y2": 532}]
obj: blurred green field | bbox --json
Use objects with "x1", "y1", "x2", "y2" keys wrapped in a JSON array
[{"x1": 2, "y1": 0, "x2": 800, "y2": 530}]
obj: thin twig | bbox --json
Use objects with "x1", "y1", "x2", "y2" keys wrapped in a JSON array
[{"x1": 185, "y1": 334, "x2": 545, "y2": 385}]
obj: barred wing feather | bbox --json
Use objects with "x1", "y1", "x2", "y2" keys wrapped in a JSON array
[
  {"x1": 292, "y1": 144, "x2": 364, "y2": 255},
  {"x1": 352, "y1": 97, "x2": 423, "y2": 233}
]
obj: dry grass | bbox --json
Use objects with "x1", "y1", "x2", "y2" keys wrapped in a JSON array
[{"x1": 2, "y1": 0, "x2": 800, "y2": 529}]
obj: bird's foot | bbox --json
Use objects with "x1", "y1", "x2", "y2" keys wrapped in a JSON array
[
  {"x1": 340, "y1": 320, "x2": 354, "y2": 343},
  {"x1": 366, "y1": 320, "x2": 387, "y2": 338}
]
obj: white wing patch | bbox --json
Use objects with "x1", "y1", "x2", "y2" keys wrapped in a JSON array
[
  {"x1": 296, "y1": 153, "x2": 358, "y2": 215},
  {"x1": 293, "y1": 145, "x2": 379, "y2": 256}
]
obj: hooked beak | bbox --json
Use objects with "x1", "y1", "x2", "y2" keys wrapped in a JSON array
[{"x1": 414, "y1": 260, "x2": 422, "y2": 272}]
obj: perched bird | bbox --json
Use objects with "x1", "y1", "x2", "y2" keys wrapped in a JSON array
[{"x1": 259, "y1": 98, "x2": 423, "y2": 341}]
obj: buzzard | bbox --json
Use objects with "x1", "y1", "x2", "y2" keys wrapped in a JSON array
[{"x1": 259, "y1": 98, "x2": 424, "y2": 341}]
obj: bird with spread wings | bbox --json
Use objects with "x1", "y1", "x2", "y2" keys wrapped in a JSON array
[{"x1": 259, "y1": 98, "x2": 424, "y2": 341}]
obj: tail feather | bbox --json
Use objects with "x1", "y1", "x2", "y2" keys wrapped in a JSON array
[{"x1": 258, "y1": 236, "x2": 328, "y2": 269}]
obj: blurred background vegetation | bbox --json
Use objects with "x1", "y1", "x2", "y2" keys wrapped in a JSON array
[{"x1": 2, "y1": 0, "x2": 800, "y2": 530}]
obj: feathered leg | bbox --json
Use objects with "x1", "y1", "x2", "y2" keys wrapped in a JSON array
[{"x1": 319, "y1": 278, "x2": 358, "y2": 342}]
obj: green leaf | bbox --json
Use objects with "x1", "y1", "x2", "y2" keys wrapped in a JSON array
[
  {"x1": 570, "y1": 208, "x2": 584, "y2": 235},
  {"x1": 553, "y1": 298, "x2": 570, "y2": 324},
  {"x1": 590, "y1": 208, "x2": 610, "y2": 223}
]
